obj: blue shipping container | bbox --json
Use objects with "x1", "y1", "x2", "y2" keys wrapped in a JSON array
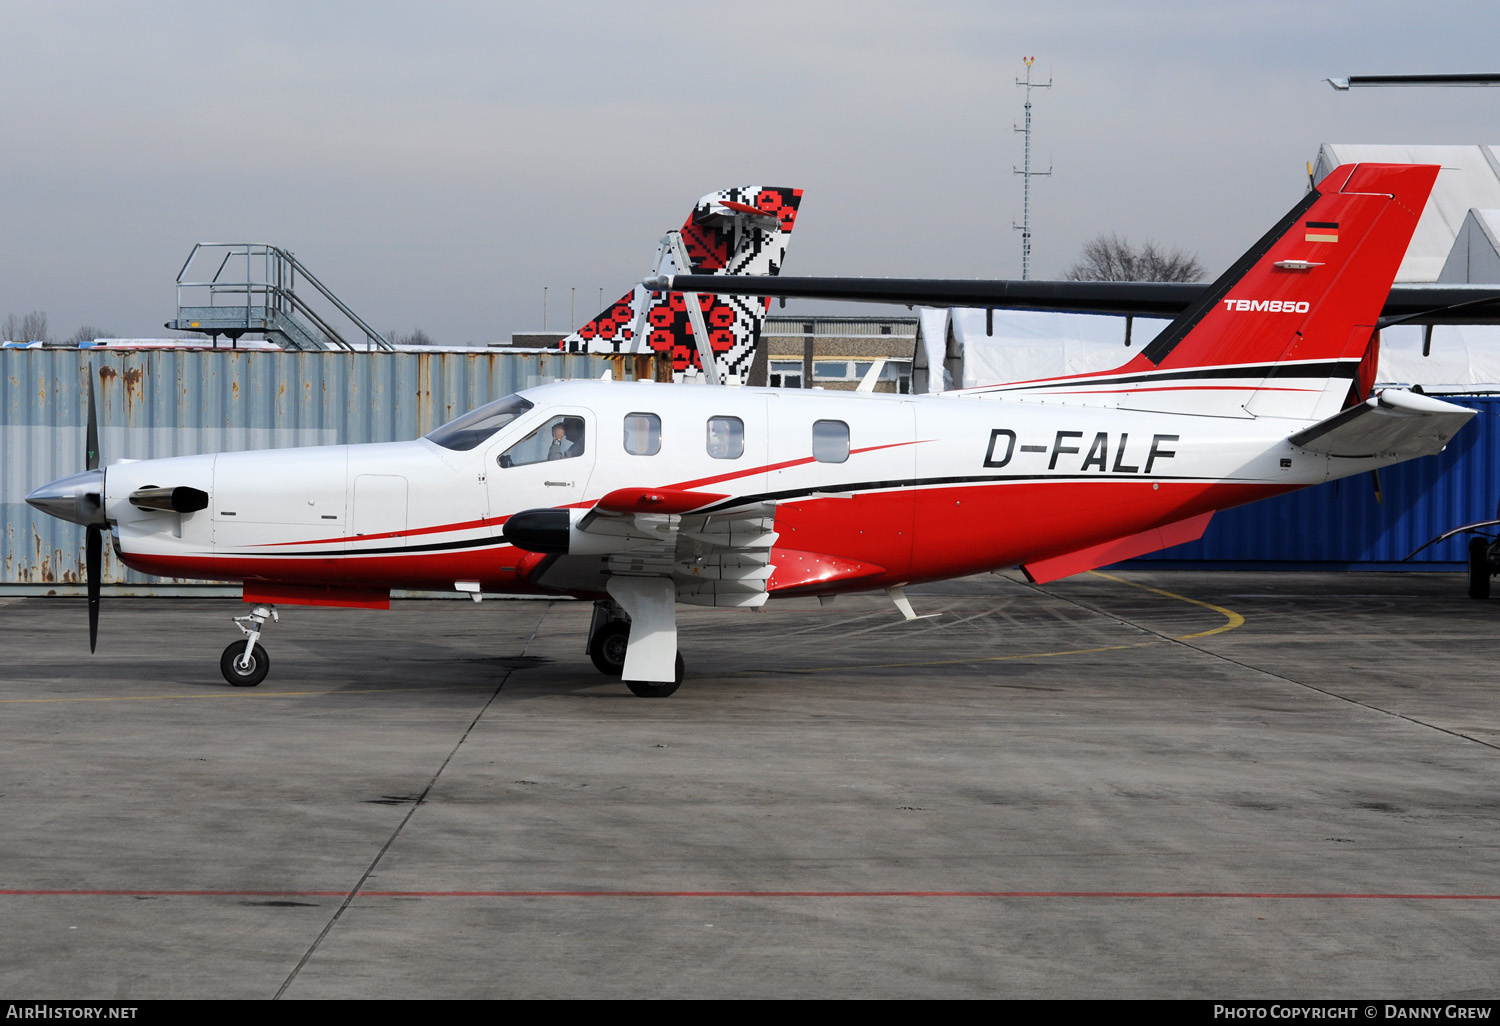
[{"x1": 1127, "y1": 395, "x2": 1500, "y2": 569}]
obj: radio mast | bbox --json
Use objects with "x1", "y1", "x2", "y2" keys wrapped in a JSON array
[{"x1": 1013, "y1": 57, "x2": 1052, "y2": 280}]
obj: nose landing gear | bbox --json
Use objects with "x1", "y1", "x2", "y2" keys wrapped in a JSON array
[{"x1": 221, "y1": 604, "x2": 278, "y2": 687}]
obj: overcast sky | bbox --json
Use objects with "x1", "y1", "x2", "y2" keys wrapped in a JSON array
[{"x1": 2, "y1": 0, "x2": 1497, "y2": 344}]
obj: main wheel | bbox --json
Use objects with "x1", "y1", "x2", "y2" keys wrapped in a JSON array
[
  {"x1": 1469, "y1": 536, "x2": 1491, "y2": 600},
  {"x1": 220, "y1": 641, "x2": 270, "y2": 687},
  {"x1": 625, "y1": 653, "x2": 685, "y2": 698},
  {"x1": 589, "y1": 621, "x2": 631, "y2": 677}
]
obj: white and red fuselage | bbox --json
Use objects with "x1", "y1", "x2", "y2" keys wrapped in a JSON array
[{"x1": 100, "y1": 376, "x2": 1413, "y2": 603}]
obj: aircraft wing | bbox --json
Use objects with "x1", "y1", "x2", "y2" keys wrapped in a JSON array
[
  {"x1": 648, "y1": 275, "x2": 1500, "y2": 326},
  {"x1": 503, "y1": 487, "x2": 779, "y2": 607},
  {"x1": 1288, "y1": 389, "x2": 1476, "y2": 460}
]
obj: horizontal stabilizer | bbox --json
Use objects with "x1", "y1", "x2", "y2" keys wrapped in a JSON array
[
  {"x1": 1021, "y1": 512, "x2": 1214, "y2": 584},
  {"x1": 1288, "y1": 389, "x2": 1475, "y2": 459}
]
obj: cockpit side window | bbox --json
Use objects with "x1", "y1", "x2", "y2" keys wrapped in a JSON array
[
  {"x1": 498, "y1": 415, "x2": 586, "y2": 469},
  {"x1": 425, "y1": 395, "x2": 535, "y2": 451}
]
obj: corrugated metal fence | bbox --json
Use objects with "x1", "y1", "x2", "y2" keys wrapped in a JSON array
[{"x1": 2, "y1": 349, "x2": 618, "y2": 588}]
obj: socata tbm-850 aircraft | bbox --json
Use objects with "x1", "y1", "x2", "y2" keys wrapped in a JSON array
[{"x1": 28, "y1": 164, "x2": 1476, "y2": 696}]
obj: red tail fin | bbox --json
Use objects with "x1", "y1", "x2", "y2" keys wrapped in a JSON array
[
  {"x1": 1134, "y1": 163, "x2": 1437, "y2": 372},
  {"x1": 1046, "y1": 163, "x2": 1438, "y2": 420}
]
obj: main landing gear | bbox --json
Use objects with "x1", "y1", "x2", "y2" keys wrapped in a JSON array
[
  {"x1": 1469, "y1": 536, "x2": 1496, "y2": 600},
  {"x1": 586, "y1": 597, "x2": 684, "y2": 698},
  {"x1": 588, "y1": 602, "x2": 631, "y2": 676},
  {"x1": 221, "y1": 604, "x2": 278, "y2": 687}
]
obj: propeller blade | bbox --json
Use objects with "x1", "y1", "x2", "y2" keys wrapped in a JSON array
[
  {"x1": 86, "y1": 371, "x2": 102, "y2": 653},
  {"x1": 86, "y1": 369, "x2": 99, "y2": 471},
  {"x1": 87, "y1": 524, "x2": 101, "y2": 653},
  {"x1": 1371, "y1": 468, "x2": 1383, "y2": 506}
]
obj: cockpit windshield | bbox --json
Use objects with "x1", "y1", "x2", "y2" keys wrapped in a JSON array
[{"x1": 425, "y1": 394, "x2": 535, "y2": 451}]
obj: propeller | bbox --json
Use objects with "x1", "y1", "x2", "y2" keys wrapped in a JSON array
[
  {"x1": 86, "y1": 372, "x2": 101, "y2": 652},
  {"x1": 23, "y1": 366, "x2": 110, "y2": 652}
]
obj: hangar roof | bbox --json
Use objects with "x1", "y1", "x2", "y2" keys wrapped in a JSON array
[
  {"x1": 1438, "y1": 209, "x2": 1500, "y2": 284},
  {"x1": 1315, "y1": 144, "x2": 1500, "y2": 282}
]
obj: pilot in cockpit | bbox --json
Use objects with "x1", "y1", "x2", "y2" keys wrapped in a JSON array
[
  {"x1": 547, "y1": 422, "x2": 568, "y2": 460},
  {"x1": 562, "y1": 417, "x2": 585, "y2": 458}
]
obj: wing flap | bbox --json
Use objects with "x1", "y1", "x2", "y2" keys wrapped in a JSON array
[{"x1": 507, "y1": 494, "x2": 783, "y2": 608}]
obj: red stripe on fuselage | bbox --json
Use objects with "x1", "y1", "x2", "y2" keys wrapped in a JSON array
[
  {"x1": 666, "y1": 440, "x2": 923, "y2": 492},
  {"x1": 1008, "y1": 385, "x2": 1319, "y2": 396},
  {"x1": 123, "y1": 478, "x2": 1293, "y2": 597},
  {"x1": 247, "y1": 441, "x2": 927, "y2": 549}
]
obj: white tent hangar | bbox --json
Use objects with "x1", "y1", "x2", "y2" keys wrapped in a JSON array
[
  {"x1": 1439, "y1": 208, "x2": 1500, "y2": 285},
  {"x1": 1312, "y1": 144, "x2": 1500, "y2": 283},
  {"x1": 918, "y1": 144, "x2": 1500, "y2": 395}
]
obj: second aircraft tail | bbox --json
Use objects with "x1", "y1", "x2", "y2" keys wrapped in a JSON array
[{"x1": 562, "y1": 186, "x2": 803, "y2": 383}]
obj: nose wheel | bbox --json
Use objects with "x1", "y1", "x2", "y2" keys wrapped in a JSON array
[
  {"x1": 222, "y1": 604, "x2": 277, "y2": 687},
  {"x1": 220, "y1": 641, "x2": 270, "y2": 687}
]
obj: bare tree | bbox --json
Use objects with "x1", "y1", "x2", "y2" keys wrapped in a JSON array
[
  {"x1": 1064, "y1": 233, "x2": 1205, "y2": 283},
  {"x1": 384, "y1": 328, "x2": 436, "y2": 346},
  {"x1": 66, "y1": 324, "x2": 113, "y2": 345},
  {"x1": 3, "y1": 310, "x2": 49, "y2": 342}
]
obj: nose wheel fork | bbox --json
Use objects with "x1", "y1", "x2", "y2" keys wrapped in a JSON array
[{"x1": 221, "y1": 604, "x2": 278, "y2": 687}]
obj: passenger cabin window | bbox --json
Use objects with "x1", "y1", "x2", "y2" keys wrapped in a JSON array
[
  {"x1": 498, "y1": 415, "x2": 585, "y2": 468},
  {"x1": 624, "y1": 412, "x2": 661, "y2": 456},
  {"x1": 706, "y1": 416, "x2": 743, "y2": 459},
  {"x1": 812, "y1": 419, "x2": 849, "y2": 464},
  {"x1": 426, "y1": 395, "x2": 534, "y2": 451}
]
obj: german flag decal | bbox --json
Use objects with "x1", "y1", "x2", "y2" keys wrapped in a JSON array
[{"x1": 1305, "y1": 220, "x2": 1340, "y2": 243}]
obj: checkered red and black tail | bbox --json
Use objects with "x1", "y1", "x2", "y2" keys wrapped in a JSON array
[{"x1": 562, "y1": 186, "x2": 803, "y2": 383}]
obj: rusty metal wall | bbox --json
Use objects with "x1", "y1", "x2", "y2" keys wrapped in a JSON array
[{"x1": 2, "y1": 348, "x2": 617, "y2": 588}]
